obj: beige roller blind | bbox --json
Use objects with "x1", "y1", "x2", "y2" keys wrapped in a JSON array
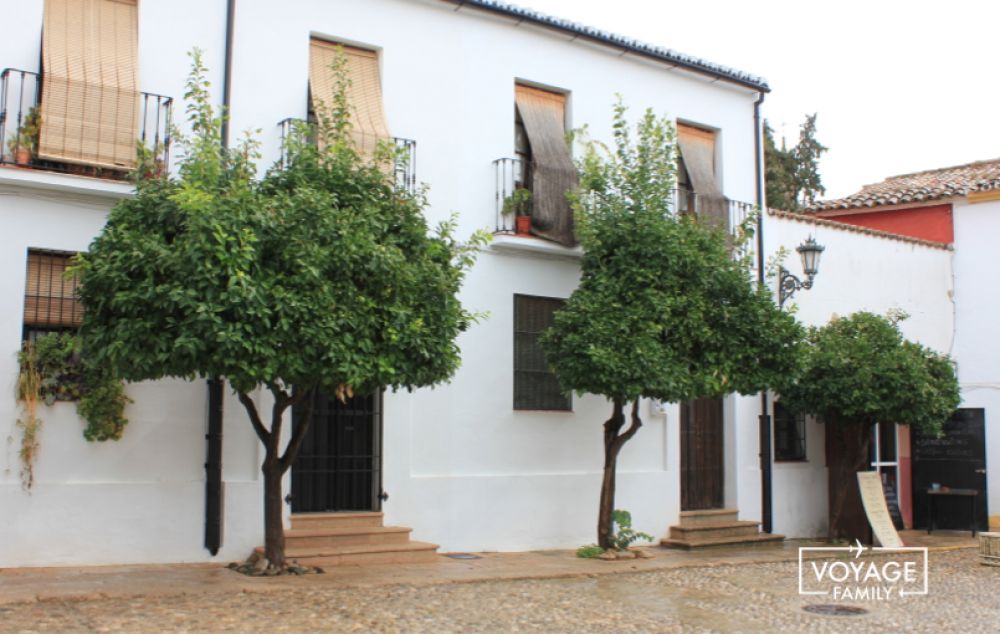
[
  {"x1": 677, "y1": 123, "x2": 727, "y2": 230},
  {"x1": 514, "y1": 84, "x2": 578, "y2": 247},
  {"x1": 39, "y1": 0, "x2": 140, "y2": 170},
  {"x1": 24, "y1": 252, "x2": 83, "y2": 328},
  {"x1": 309, "y1": 39, "x2": 390, "y2": 159}
]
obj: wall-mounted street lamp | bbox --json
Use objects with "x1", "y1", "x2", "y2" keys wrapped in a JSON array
[{"x1": 778, "y1": 236, "x2": 825, "y2": 308}]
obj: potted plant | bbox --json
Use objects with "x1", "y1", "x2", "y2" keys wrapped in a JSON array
[
  {"x1": 502, "y1": 188, "x2": 533, "y2": 235},
  {"x1": 6, "y1": 106, "x2": 40, "y2": 166}
]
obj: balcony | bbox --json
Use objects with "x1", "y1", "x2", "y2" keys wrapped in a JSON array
[
  {"x1": 278, "y1": 118, "x2": 416, "y2": 194},
  {"x1": 0, "y1": 68, "x2": 172, "y2": 180},
  {"x1": 492, "y1": 156, "x2": 756, "y2": 261}
]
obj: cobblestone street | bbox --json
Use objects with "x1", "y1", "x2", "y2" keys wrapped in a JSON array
[{"x1": 0, "y1": 548, "x2": 995, "y2": 633}]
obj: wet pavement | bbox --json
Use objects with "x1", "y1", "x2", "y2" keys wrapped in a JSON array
[{"x1": 0, "y1": 531, "x2": 988, "y2": 633}]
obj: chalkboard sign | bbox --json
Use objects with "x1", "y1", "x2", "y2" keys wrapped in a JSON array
[
  {"x1": 912, "y1": 409, "x2": 987, "y2": 531},
  {"x1": 882, "y1": 475, "x2": 905, "y2": 530},
  {"x1": 913, "y1": 410, "x2": 985, "y2": 462}
]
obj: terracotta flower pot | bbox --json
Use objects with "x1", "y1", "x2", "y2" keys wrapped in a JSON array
[
  {"x1": 516, "y1": 215, "x2": 531, "y2": 235},
  {"x1": 13, "y1": 147, "x2": 31, "y2": 166}
]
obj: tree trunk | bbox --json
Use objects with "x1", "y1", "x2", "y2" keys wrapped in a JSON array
[
  {"x1": 238, "y1": 387, "x2": 317, "y2": 571},
  {"x1": 262, "y1": 452, "x2": 285, "y2": 568},
  {"x1": 827, "y1": 421, "x2": 873, "y2": 541},
  {"x1": 596, "y1": 399, "x2": 643, "y2": 550}
]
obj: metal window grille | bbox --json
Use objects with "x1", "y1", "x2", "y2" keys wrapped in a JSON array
[
  {"x1": 513, "y1": 294, "x2": 571, "y2": 411},
  {"x1": 23, "y1": 249, "x2": 82, "y2": 340},
  {"x1": 773, "y1": 401, "x2": 807, "y2": 461}
]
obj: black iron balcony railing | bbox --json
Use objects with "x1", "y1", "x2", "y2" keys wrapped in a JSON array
[
  {"x1": 493, "y1": 156, "x2": 528, "y2": 234},
  {"x1": 0, "y1": 68, "x2": 171, "y2": 179},
  {"x1": 278, "y1": 118, "x2": 416, "y2": 194},
  {"x1": 492, "y1": 156, "x2": 756, "y2": 260}
]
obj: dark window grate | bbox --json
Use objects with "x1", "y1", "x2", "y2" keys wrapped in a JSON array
[
  {"x1": 774, "y1": 401, "x2": 807, "y2": 461},
  {"x1": 513, "y1": 294, "x2": 570, "y2": 411},
  {"x1": 23, "y1": 249, "x2": 82, "y2": 340}
]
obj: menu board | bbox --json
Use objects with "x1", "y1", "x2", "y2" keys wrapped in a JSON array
[{"x1": 857, "y1": 471, "x2": 904, "y2": 548}]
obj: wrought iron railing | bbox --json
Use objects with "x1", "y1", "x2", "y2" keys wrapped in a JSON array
[
  {"x1": 491, "y1": 161, "x2": 756, "y2": 261},
  {"x1": 277, "y1": 117, "x2": 416, "y2": 194},
  {"x1": 493, "y1": 156, "x2": 528, "y2": 234},
  {"x1": 0, "y1": 68, "x2": 172, "y2": 179}
]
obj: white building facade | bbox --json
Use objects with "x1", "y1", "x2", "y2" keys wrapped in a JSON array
[{"x1": 0, "y1": 0, "x2": 961, "y2": 567}]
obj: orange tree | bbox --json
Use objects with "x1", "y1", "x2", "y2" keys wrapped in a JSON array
[
  {"x1": 75, "y1": 52, "x2": 484, "y2": 570},
  {"x1": 541, "y1": 100, "x2": 803, "y2": 550}
]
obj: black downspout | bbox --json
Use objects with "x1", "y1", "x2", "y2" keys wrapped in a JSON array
[
  {"x1": 753, "y1": 91, "x2": 773, "y2": 534},
  {"x1": 205, "y1": 0, "x2": 237, "y2": 556},
  {"x1": 205, "y1": 379, "x2": 224, "y2": 555}
]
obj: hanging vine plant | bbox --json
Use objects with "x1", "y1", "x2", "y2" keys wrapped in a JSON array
[{"x1": 14, "y1": 333, "x2": 131, "y2": 489}]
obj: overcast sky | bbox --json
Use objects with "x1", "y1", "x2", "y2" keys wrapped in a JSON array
[{"x1": 518, "y1": 0, "x2": 1000, "y2": 199}]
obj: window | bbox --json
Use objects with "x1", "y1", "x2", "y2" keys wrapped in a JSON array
[
  {"x1": 773, "y1": 401, "x2": 806, "y2": 461},
  {"x1": 513, "y1": 295, "x2": 570, "y2": 411},
  {"x1": 513, "y1": 84, "x2": 577, "y2": 246},
  {"x1": 39, "y1": 0, "x2": 140, "y2": 170},
  {"x1": 23, "y1": 250, "x2": 83, "y2": 340},
  {"x1": 676, "y1": 123, "x2": 726, "y2": 229},
  {"x1": 309, "y1": 38, "x2": 390, "y2": 159}
]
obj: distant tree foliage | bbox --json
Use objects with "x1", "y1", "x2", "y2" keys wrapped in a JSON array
[{"x1": 764, "y1": 113, "x2": 828, "y2": 211}]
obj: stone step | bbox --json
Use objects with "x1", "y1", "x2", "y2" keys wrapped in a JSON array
[
  {"x1": 285, "y1": 525, "x2": 412, "y2": 549},
  {"x1": 290, "y1": 512, "x2": 384, "y2": 531},
  {"x1": 669, "y1": 520, "x2": 762, "y2": 540},
  {"x1": 260, "y1": 541, "x2": 440, "y2": 567},
  {"x1": 678, "y1": 509, "x2": 739, "y2": 526},
  {"x1": 660, "y1": 532, "x2": 785, "y2": 550}
]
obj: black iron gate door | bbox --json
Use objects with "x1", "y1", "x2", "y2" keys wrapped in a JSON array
[
  {"x1": 912, "y1": 408, "x2": 988, "y2": 531},
  {"x1": 290, "y1": 391, "x2": 382, "y2": 513}
]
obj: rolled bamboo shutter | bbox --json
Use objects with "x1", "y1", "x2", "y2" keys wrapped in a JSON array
[
  {"x1": 514, "y1": 85, "x2": 578, "y2": 247},
  {"x1": 39, "y1": 0, "x2": 139, "y2": 170},
  {"x1": 24, "y1": 252, "x2": 84, "y2": 328},
  {"x1": 677, "y1": 124, "x2": 728, "y2": 230},
  {"x1": 309, "y1": 39, "x2": 390, "y2": 159}
]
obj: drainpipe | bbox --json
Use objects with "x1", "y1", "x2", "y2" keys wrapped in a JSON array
[
  {"x1": 205, "y1": 0, "x2": 237, "y2": 556},
  {"x1": 753, "y1": 90, "x2": 773, "y2": 534}
]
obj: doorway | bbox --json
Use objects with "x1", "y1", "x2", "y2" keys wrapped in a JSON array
[
  {"x1": 290, "y1": 391, "x2": 383, "y2": 513},
  {"x1": 681, "y1": 397, "x2": 724, "y2": 510}
]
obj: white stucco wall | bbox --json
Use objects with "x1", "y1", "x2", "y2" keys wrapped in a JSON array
[
  {"x1": 760, "y1": 212, "x2": 955, "y2": 537},
  {"x1": 1, "y1": 0, "x2": 764, "y2": 564},
  {"x1": 951, "y1": 198, "x2": 1000, "y2": 525}
]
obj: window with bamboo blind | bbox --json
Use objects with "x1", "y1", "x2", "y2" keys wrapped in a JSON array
[
  {"x1": 308, "y1": 38, "x2": 390, "y2": 159},
  {"x1": 513, "y1": 294, "x2": 571, "y2": 411},
  {"x1": 39, "y1": 0, "x2": 140, "y2": 170},
  {"x1": 23, "y1": 250, "x2": 83, "y2": 340},
  {"x1": 676, "y1": 123, "x2": 727, "y2": 229},
  {"x1": 513, "y1": 84, "x2": 577, "y2": 247}
]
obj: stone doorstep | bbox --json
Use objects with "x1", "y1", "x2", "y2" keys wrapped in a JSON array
[
  {"x1": 678, "y1": 509, "x2": 740, "y2": 526},
  {"x1": 660, "y1": 532, "x2": 786, "y2": 550},
  {"x1": 256, "y1": 541, "x2": 441, "y2": 567},
  {"x1": 289, "y1": 512, "x2": 384, "y2": 530},
  {"x1": 285, "y1": 525, "x2": 413, "y2": 549},
  {"x1": 668, "y1": 520, "x2": 763, "y2": 540}
]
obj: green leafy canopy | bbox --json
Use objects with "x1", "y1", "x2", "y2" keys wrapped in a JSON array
[
  {"x1": 74, "y1": 49, "x2": 486, "y2": 399},
  {"x1": 541, "y1": 99, "x2": 803, "y2": 404},
  {"x1": 777, "y1": 311, "x2": 960, "y2": 435}
]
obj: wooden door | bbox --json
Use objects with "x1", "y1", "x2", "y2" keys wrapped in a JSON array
[
  {"x1": 681, "y1": 397, "x2": 725, "y2": 510},
  {"x1": 290, "y1": 391, "x2": 383, "y2": 513}
]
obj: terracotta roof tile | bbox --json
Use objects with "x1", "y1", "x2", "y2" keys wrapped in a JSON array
[
  {"x1": 808, "y1": 157, "x2": 1000, "y2": 211},
  {"x1": 767, "y1": 208, "x2": 952, "y2": 251}
]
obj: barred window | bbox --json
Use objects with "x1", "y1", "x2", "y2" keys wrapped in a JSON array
[
  {"x1": 23, "y1": 250, "x2": 83, "y2": 340},
  {"x1": 774, "y1": 401, "x2": 807, "y2": 462},
  {"x1": 513, "y1": 294, "x2": 570, "y2": 411}
]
